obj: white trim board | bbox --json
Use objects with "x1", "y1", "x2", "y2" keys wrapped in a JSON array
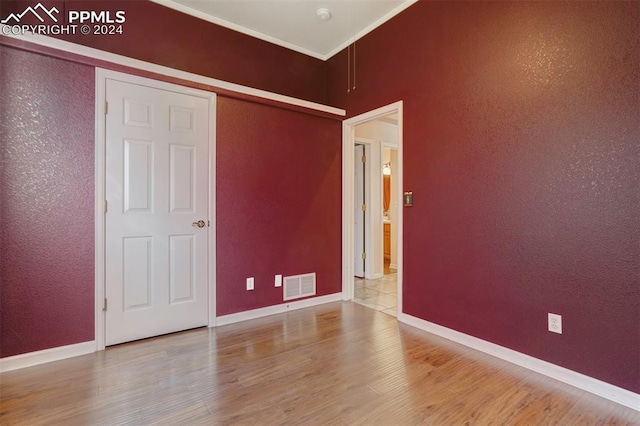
[
  {"x1": 207, "y1": 91, "x2": 218, "y2": 329},
  {"x1": 1, "y1": 293, "x2": 341, "y2": 372},
  {"x1": 94, "y1": 69, "x2": 106, "y2": 352},
  {"x1": 150, "y1": 0, "x2": 420, "y2": 61},
  {"x1": 398, "y1": 313, "x2": 640, "y2": 412},
  {"x1": 0, "y1": 27, "x2": 345, "y2": 117},
  {"x1": 216, "y1": 293, "x2": 343, "y2": 327},
  {"x1": 0, "y1": 341, "x2": 95, "y2": 373},
  {"x1": 354, "y1": 136, "x2": 384, "y2": 280}
]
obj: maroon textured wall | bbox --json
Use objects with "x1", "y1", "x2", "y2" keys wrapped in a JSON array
[
  {"x1": 216, "y1": 98, "x2": 342, "y2": 315},
  {"x1": 0, "y1": 0, "x2": 339, "y2": 359},
  {"x1": 0, "y1": 0, "x2": 326, "y2": 103},
  {"x1": 0, "y1": 46, "x2": 95, "y2": 357},
  {"x1": 0, "y1": 42, "x2": 341, "y2": 356},
  {"x1": 326, "y1": 1, "x2": 640, "y2": 392}
]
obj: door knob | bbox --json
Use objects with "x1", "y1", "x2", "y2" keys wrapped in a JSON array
[{"x1": 192, "y1": 220, "x2": 206, "y2": 228}]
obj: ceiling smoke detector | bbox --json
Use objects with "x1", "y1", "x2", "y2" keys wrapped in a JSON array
[{"x1": 316, "y1": 8, "x2": 332, "y2": 21}]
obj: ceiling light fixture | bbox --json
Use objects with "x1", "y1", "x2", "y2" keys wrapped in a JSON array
[{"x1": 316, "y1": 8, "x2": 332, "y2": 21}]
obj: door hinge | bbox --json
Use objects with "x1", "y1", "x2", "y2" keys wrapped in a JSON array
[
  {"x1": 104, "y1": 101, "x2": 108, "y2": 115},
  {"x1": 104, "y1": 200, "x2": 108, "y2": 213},
  {"x1": 361, "y1": 155, "x2": 366, "y2": 163},
  {"x1": 361, "y1": 203, "x2": 367, "y2": 211},
  {"x1": 103, "y1": 297, "x2": 108, "y2": 311},
  {"x1": 207, "y1": 220, "x2": 210, "y2": 227},
  {"x1": 361, "y1": 252, "x2": 367, "y2": 260}
]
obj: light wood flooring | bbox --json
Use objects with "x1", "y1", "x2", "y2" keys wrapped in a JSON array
[{"x1": 1, "y1": 302, "x2": 638, "y2": 425}]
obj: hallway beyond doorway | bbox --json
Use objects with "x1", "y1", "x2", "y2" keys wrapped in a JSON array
[{"x1": 353, "y1": 268, "x2": 397, "y2": 316}]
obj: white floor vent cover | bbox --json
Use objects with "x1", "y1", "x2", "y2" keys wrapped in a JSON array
[{"x1": 283, "y1": 273, "x2": 316, "y2": 301}]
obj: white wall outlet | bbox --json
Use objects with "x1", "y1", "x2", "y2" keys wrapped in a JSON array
[
  {"x1": 548, "y1": 313, "x2": 562, "y2": 334},
  {"x1": 246, "y1": 277, "x2": 254, "y2": 291},
  {"x1": 275, "y1": 274, "x2": 282, "y2": 287}
]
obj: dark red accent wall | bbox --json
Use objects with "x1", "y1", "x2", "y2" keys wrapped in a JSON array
[
  {"x1": 216, "y1": 98, "x2": 342, "y2": 315},
  {"x1": 0, "y1": 46, "x2": 96, "y2": 357},
  {"x1": 326, "y1": 1, "x2": 640, "y2": 393},
  {"x1": 0, "y1": 0, "x2": 340, "y2": 359},
  {"x1": 0, "y1": 41, "x2": 341, "y2": 357},
  {"x1": 0, "y1": 0, "x2": 327, "y2": 104}
]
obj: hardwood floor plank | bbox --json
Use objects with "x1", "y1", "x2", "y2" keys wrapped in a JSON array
[{"x1": 1, "y1": 302, "x2": 637, "y2": 425}]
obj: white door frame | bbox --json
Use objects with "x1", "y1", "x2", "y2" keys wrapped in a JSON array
[
  {"x1": 342, "y1": 101, "x2": 403, "y2": 315},
  {"x1": 354, "y1": 137, "x2": 384, "y2": 280},
  {"x1": 94, "y1": 68, "x2": 217, "y2": 351},
  {"x1": 353, "y1": 142, "x2": 366, "y2": 278}
]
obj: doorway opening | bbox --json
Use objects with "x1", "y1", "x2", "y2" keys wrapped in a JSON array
[{"x1": 342, "y1": 101, "x2": 403, "y2": 317}]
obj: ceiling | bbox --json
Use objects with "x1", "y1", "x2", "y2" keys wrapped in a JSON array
[
  {"x1": 378, "y1": 113, "x2": 398, "y2": 125},
  {"x1": 151, "y1": 0, "x2": 418, "y2": 60}
]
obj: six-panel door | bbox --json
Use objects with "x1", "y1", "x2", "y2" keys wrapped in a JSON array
[{"x1": 105, "y1": 79, "x2": 210, "y2": 346}]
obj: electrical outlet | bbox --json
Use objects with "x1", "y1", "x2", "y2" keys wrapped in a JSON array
[
  {"x1": 548, "y1": 313, "x2": 562, "y2": 334},
  {"x1": 275, "y1": 274, "x2": 282, "y2": 287},
  {"x1": 246, "y1": 277, "x2": 254, "y2": 291}
]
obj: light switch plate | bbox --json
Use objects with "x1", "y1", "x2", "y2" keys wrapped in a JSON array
[{"x1": 275, "y1": 274, "x2": 282, "y2": 287}]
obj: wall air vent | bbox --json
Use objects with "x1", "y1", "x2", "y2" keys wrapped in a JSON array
[{"x1": 283, "y1": 273, "x2": 316, "y2": 301}]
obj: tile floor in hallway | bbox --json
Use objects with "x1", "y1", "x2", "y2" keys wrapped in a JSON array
[{"x1": 353, "y1": 269, "x2": 397, "y2": 316}]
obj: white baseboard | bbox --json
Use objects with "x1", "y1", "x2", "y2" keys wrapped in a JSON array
[
  {"x1": 0, "y1": 341, "x2": 96, "y2": 373},
  {"x1": 0, "y1": 295, "x2": 341, "y2": 372},
  {"x1": 389, "y1": 263, "x2": 398, "y2": 270},
  {"x1": 398, "y1": 313, "x2": 640, "y2": 412},
  {"x1": 216, "y1": 293, "x2": 343, "y2": 326}
]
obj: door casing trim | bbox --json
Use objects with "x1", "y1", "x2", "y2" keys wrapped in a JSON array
[
  {"x1": 354, "y1": 137, "x2": 384, "y2": 280},
  {"x1": 94, "y1": 68, "x2": 217, "y2": 351}
]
